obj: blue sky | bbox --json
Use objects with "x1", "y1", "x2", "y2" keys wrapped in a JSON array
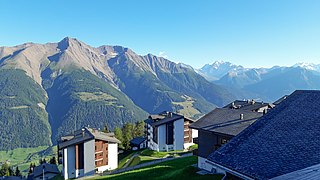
[{"x1": 0, "y1": 0, "x2": 320, "y2": 68}]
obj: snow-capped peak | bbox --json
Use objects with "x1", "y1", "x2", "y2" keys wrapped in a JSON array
[{"x1": 293, "y1": 62, "x2": 320, "y2": 71}]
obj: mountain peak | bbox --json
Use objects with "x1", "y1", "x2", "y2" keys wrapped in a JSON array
[
  {"x1": 199, "y1": 61, "x2": 244, "y2": 80},
  {"x1": 293, "y1": 62, "x2": 320, "y2": 71},
  {"x1": 57, "y1": 37, "x2": 82, "y2": 51}
]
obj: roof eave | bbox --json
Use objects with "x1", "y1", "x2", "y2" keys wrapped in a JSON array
[{"x1": 205, "y1": 160, "x2": 255, "y2": 180}]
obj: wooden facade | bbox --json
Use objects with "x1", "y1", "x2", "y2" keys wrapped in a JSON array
[
  {"x1": 184, "y1": 120, "x2": 193, "y2": 143},
  {"x1": 94, "y1": 140, "x2": 108, "y2": 167},
  {"x1": 75, "y1": 143, "x2": 84, "y2": 170}
]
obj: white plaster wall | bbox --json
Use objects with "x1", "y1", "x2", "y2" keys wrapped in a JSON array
[
  {"x1": 174, "y1": 118, "x2": 184, "y2": 151},
  {"x1": 198, "y1": 156, "x2": 213, "y2": 172},
  {"x1": 183, "y1": 142, "x2": 195, "y2": 150},
  {"x1": 97, "y1": 142, "x2": 118, "y2": 172},
  {"x1": 84, "y1": 140, "x2": 95, "y2": 176},
  {"x1": 147, "y1": 124, "x2": 159, "y2": 151},
  {"x1": 66, "y1": 146, "x2": 76, "y2": 179},
  {"x1": 108, "y1": 143, "x2": 118, "y2": 170},
  {"x1": 63, "y1": 148, "x2": 67, "y2": 179},
  {"x1": 192, "y1": 129, "x2": 198, "y2": 138},
  {"x1": 140, "y1": 141, "x2": 146, "y2": 149},
  {"x1": 158, "y1": 125, "x2": 167, "y2": 151},
  {"x1": 75, "y1": 169, "x2": 84, "y2": 178},
  {"x1": 198, "y1": 157, "x2": 226, "y2": 174}
]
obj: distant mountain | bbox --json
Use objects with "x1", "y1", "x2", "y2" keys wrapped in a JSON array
[
  {"x1": 0, "y1": 37, "x2": 234, "y2": 150},
  {"x1": 244, "y1": 67, "x2": 320, "y2": 101},
  {"x1": 293, "y1": 62, "x2": 320, "y2": 72},
  {"x1": 199, "y1": 61, "x2": 244, "y2": 80},
  {"x1": 198, "y1": 61, "x2": 320, "y2": 102}
]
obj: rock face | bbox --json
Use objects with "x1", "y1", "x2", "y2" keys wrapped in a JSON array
[{"x1": 0, "y1": 37, "x2": 234, "y2": 150}]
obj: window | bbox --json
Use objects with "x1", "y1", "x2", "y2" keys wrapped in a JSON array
[
  {"x1": 221, "y1": 138, "x2": 229, "y2": 145},
  {"x1": 153, "y1": 127, "x2": 158, "y2": 143},
  {"x1": 78, "y1": 143, "x2": 84, "y2": 169},
  {"x1": 166, "y1": 122, "x2": 174, "y2": 145}
]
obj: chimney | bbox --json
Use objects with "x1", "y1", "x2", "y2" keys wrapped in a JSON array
[
  {"x1": 251, "y1": 100, "x2": 255, "y2": 105},
  {"x1": 81, "y1": 128, "x2": 85, "y2": 137},
  {"x1": 240, "y1": 114, "x2": 244, "y2": 120},
  {"x1": 169, "y1": 112, "x2": 173, "y2": 117},
  {"x1": 263, "y1": 109, "x2": 268, "y2": 115}
]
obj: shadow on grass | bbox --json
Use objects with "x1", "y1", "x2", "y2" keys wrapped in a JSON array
[{"x1": 98, "y1": 165, "x2": 222, "y2": 180}]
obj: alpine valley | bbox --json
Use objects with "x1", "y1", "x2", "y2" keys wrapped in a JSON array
[
  {"x1": 0, "y1": 37, "x2": 234, "y2": 150},
  {"x1": 199, "y1": 61, "x2": 320, "y2": 102}
]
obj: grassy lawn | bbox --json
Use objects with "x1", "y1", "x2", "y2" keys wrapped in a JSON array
[
  {"x1": 118, "y1": 149, "x2": 146, "y2": 169},
  {"x1": 140, "y1": 149, "x2": 170, "y2": 158},
  {"x1": 138, "y1": 156, "x2": 155, "y2": 165},
  {"x1": 118, "y1": 151, "x2": 136, "y2": 169},
  {"x1": 140, "y1": 149, "x2": 168, "y2": 158},
  {"x1": 119, "y1": 149, "x2": 193, "y2": 168},
  {"x1": 95, "y1": 156, "x2": 223, "y2": 180},
  {"x1": 127, "y1": 156, "x2": 155, "y2": 167},
  {"x1": 0, "y1": 146, "x2": 58, "y2": 175}
]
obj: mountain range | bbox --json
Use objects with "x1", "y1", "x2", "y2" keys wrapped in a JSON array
[
  {"x1": 1, "y1": 37, "x2": 319, "y2": 151},
  {"x1": 199, "y1": 61, "x2": 320, "y2": 101},
  {"x1": 0, "y1": 37, "x2": 234, "y2": 150}
]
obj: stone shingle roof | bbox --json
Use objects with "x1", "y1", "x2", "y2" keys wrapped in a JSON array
[
  {"x1": 58, "y1": 127, "x2": 120, "y2": 149},
  {"x1": 130, "y1": 136, "x2": 146, "y2": 146},
  {"x1": 144, "y1": 111, "x2": 190, "y2": 127},
  {"x1": 273, "y1": 95, "x2": 288, "y2": 105},
  {"x1": 207, "y1": 90, "x2": 320, "y2": 180},
  {"x1": 190, "y1": 108, "x2": 262, "y2": 136},
  {"x1": 271, "y1": 163, "x2": 320, "y2": 180},
  {"x1": 224, "y1": 100, "x2": 273, "y2": 112},
  {"x1": 33, "y1": 163, "x2": 59, "y2": 178}
]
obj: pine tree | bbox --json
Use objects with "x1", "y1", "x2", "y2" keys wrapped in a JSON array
[
  {"x1": 8, "y1": 167, "x2": 13, "y2": 176},
  {"x1": 0, "y1": 162, "x2": 10, "y2": 176},
  {"x1": 15, "y1": 166, "x2": 21, "y2": 177},
  {"x1": 114, "y1": 127, "x2": 124, "y2": 149},
  {"x1": 102, "y1": 123, "x2": 109, "y2": 133},
  {"x1": 28, "y1": 163, "x2": 33, "y2": 174},
  {"x1": 122, "y1": 123, "x2": 134, "y2": 150},
  {"x1": 134, "y1": 121, "x2": 145, "y2": 137},
  {"x1": 49, "y1": 157, "x2": 57, "y2": 164}
]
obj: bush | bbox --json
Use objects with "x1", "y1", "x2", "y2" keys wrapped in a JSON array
[{"x1": 188, "y1": 144, "x2": 198, "y2": 151}]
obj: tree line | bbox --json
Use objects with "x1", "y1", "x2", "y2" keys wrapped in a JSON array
[
  {"x1": 0, "y1": 156, "x2": 57, "y2": 177},
  {"x1": 104, "y1": 120, "x2": 145, "y2": 150},
  {"x1": 0, "y1": 162, "x2": 21, "y2": 177}
]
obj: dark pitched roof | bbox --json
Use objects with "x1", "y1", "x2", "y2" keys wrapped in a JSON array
[
  {"x1": 58, "y1": 127, "x2": 120, "y2": 149},
  {"x1": 33, "y1": 163, "x2": 59, "y2": 178},
  {"x1": 273, "y1": 95, "x2": 288, "y2": 105},
  {"x1": 271, "y1": 163, "x2": 320, "y2": 180},
  {"x1": 130, "y1": 137, "x2": 146, "y2": 146},
  {"x1": 190, "y1": 108, "x2": 262, "y2": 136},
  {"x1": 224, "y1": 100, "x2": 273, "y2": 112},
  {"x1": 144, "y1": 111, "x2": 186, "y2": 127},
  {"x1": 208, "y1": 90, "x2": 320, "y2": 180}
]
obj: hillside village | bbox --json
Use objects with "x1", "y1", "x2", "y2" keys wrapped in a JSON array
[{"x1": 1, "y1": 90, "x2": 319, "y2": 180}]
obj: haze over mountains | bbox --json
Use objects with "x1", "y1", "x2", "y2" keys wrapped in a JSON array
[
  {"x1": 0, "y1": 37, "x2": 234, "y2": 150},
  {"x1": 199, "y1": 61, "x2": 320, "y2": 101}
]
